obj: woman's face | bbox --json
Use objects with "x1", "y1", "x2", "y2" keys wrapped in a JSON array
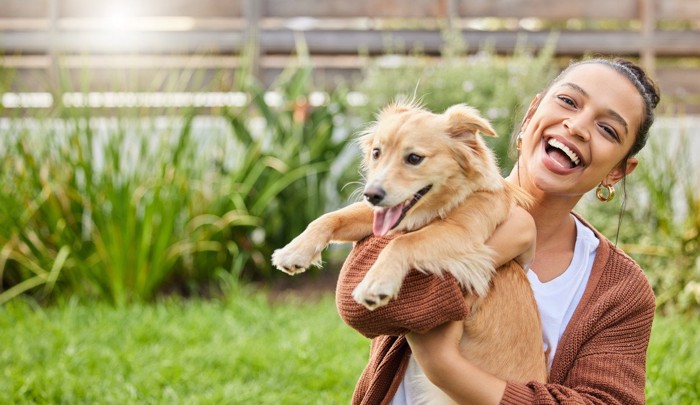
[{"x1": 518, "y1": 63, "x2": 644, "y2": 200}]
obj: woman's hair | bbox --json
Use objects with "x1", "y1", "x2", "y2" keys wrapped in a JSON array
[{"x1": 539, "y1": 58, "x2": 661, "y2": 158}]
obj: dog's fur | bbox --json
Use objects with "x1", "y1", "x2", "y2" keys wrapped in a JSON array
[{"x1": 272, "y1": 101, "x2": 547, "y2": 402}]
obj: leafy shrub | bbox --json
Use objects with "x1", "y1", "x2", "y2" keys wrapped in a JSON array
[
  {"x1": 216, "y1": 58, "x2": 358, "y2": 281},
  {"x1": 0, "y1": 110, "x2": 259, "y2": 305}
]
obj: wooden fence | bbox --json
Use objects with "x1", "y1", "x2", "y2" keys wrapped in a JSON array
[{"x1": 1, "y1": 0, "x2": 699, "y2": 112}]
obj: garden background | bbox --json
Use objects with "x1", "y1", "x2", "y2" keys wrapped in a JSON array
[{"x1": 1, "y1": 1, "x2": 699, "y2": 403}]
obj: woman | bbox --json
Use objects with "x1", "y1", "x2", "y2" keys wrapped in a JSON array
[{"x1": 336, "y1": 58, "x2": 660, "y2": 404}]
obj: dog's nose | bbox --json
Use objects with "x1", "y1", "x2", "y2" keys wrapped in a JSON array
[{"x1": 364, "y1": 187, "x2": 385, "y2": 205}]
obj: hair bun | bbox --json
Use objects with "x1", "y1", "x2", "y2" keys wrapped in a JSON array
[{"x1": 614, "y1": 58, "x2": 661, "y2": 109}]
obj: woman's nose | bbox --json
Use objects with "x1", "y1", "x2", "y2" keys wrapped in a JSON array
[{"x1": 563, "y1": 115, "x2": 591, "y2": 141}]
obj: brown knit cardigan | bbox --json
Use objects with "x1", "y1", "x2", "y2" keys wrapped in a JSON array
[{"x1": 335, "y1": 216, "x2": 656, "y2": 405}]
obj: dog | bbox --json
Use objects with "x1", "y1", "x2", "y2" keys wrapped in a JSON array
[{"x1": 272, "y1": 101, "x2": 547, "y2": 401}]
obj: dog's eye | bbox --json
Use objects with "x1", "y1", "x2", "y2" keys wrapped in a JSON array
[
  {"x1": 406, "y1": 153, "x2": 424, "y2": 165},
  {"x1": 372, "y1": 148, "x2": 381, "y2": 159}
]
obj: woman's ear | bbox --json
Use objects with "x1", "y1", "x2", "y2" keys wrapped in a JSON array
[
  {"x1": 606, "y1": 157, "x2": 639, "y2": 186},
  {"x1": 520, "y1": 94, "x2": 542, "y2": 132}
]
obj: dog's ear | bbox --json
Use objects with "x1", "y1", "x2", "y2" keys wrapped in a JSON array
[
  {"x1": 445, "y1": 104, "x2": 497, "y2": 138},
  {"x1": 356, "y1": 125, "x2": 374, "y2": 155}
]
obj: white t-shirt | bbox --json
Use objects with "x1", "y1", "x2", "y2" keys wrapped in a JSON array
[
  {"x1": 391, "y1": 215, "x2": 599, "y2": 403},
  {"x1": 527, "y1": 215, "x2": 598, "y2": 369}
]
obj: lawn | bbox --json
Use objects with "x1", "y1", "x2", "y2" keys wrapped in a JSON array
[
  {"x1": 1, "y1": 289, "x2": 698, "y2": 404},
  {"x1": 0, "y1": 290, "x2": 368, "y2": 404}
]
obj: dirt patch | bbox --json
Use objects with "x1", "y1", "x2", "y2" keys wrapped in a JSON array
[{"x1": 265, "y1": 269, "x2": 340, "y2": 304}]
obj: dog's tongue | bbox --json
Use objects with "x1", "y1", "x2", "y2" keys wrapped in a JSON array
[{"x1": 373, "y1": 205, "x2": 405, "y2": 236}]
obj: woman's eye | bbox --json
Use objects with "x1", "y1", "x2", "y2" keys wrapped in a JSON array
[
  {"x1": 371, "y1": 148, "x2": 380, "y2": 159},
  {"x1": 599, "y1": 125, "x2": 619, "y2": 141},
  {"x1": 558, "y1": 95, "x2": 576, "y2": 108},
  {"x1": 406, "y1": 153, "x2": 424, "y2": 165}
]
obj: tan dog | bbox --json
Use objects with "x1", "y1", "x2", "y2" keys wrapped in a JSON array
[{"x1": 272, "y1": 101, "x2": 547, "y2": 399}]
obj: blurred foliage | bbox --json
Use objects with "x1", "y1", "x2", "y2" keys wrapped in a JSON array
[
  {"x1": 353, "y1": 29, "x2": 558, "y2": 173},
  {"x1": 578, "y1": 127, "x2": 700, "y2": 315},
  {"x1": 0, "y1": 293, "x2": 369, "y2": 403},
  {"x1": 0, "y1": 108, "x2": 263, "y2": 305},
  {"x1": 216, "y1": 42, "x2": 358, "y2": 282}
]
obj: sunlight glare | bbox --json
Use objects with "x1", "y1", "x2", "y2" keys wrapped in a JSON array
[{"x1": 104, "y1": 6, "x2": 133, "y2": 32}]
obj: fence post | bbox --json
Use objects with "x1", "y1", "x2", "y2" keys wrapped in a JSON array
[
  {"x1": 243, "y1": 0, "x2": 263, "y2": 82},
  {"x1": 639, "y1": 0, "x2": 657, "y2": 78},
  {"x1": 48, "y1": 0, "x2": 60, "y2": 97},
  {"x1": 446, "y1": 0, "x2": 459, "y2": 29}
]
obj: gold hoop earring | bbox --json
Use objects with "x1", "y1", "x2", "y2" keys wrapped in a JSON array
[
  {"x1": 516, "y1": 133, "x2": 523, "y2": 150},
  {"x1": 596, "y1": 183, "x2": 615, "y2": 202}
]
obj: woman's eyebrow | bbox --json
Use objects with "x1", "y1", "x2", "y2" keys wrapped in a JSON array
[
  {"x1": 561, "y1": 82, "x2": 629, "y2": 137},
  {"x1": 605, "y1": 108, "x2": 629, "y2": 137},
  {"x1": 562, "y1": 82, "x2": 588, "y2": 97}
]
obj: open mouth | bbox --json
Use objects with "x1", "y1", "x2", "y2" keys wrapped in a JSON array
[
  {"x1": 372, "y1": 185, "x2": 432, "y2": 236},
  {"x1": 545, "y1": 138, "x2": 582, "y2": 169}
]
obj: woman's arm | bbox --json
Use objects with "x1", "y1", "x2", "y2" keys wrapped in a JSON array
[
  {"x1": 487, "y1": 205, "x2": 536, "y2": 269},
  {"x1": 407, "y1": 258, "x2": 656, "y2": 405},
  {"x1": 406, "y1": 321, "x2": 507, "y2": 404}
]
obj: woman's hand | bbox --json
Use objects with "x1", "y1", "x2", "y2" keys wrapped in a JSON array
[
  {"x1": 406, "y1": 321, "x2": 463, "y2": 370},
  {"x1": 406, "y1": 322, "x2": 507, "y2": 404}
]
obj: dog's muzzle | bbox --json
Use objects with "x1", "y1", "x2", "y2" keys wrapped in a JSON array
[{"x1": 364, "y1": 186, "x2": 386, "y2": 206}]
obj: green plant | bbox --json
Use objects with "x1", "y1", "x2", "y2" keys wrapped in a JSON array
[
  {"x1": 646, "y1": 314, "x2": 700, "y2": 404},
  {"x1": 218, "y1": 40, "x2": 359, "y2": 281},
  {"x1": 0, "y1": 110, "x2": 261, "y2": 305}
]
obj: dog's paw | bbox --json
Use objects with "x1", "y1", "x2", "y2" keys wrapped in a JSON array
[
  {"x1": 352, "y1": 278, "x2": 400, "y2": 310},
  {"x1": 271, "y1": 244, "x2": 322, "y2": 275}
]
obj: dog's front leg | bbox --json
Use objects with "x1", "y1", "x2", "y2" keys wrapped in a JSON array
[
  {"x1": 352, "y1": 247, "x2": 409, "y2": 310},
  {"x1": 352, "y1": 214, "x2": 498, "y2": 309},
  {"x1": 272, "y1": 202, "x2": 373, "y2": 275}
]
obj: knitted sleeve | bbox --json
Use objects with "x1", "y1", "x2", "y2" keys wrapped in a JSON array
[
  {"x1": 335, "y1": 234, "x2": 470, "y2": 339},
  {"x1": 500, "y1": 245, "x2": 656, "y2": 405}
]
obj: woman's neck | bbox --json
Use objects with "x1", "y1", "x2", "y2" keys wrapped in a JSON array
[
  {"x1": 529, "y1": 197, "x2": 576, "y2": 248},
  {"x1": 529, "y1": 197, "x2": 579, "y2": 282},
  {"x1": 507, "y1": 172, "x2": 582, "y2": 281}
]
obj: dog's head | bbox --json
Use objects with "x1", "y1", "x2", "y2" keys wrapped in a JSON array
[{"x1": 358, "y1": 101, "x2": 503, "y2": 236}]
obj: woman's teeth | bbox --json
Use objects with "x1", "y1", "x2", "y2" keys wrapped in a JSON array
[{"x1": 547, "y1": 138, "x2": 581, "y2": 166}]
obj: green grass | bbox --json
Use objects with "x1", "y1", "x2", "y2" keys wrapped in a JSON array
[
  {"x1": 647, "y1": 315, "x2": 700, "y2": 404},
  {"x1": 0, "y1": 289, "x2": 368, "y2": 404},
  {"x1": 1, "y1": 291, "x2": 697, "y2": 404}
]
